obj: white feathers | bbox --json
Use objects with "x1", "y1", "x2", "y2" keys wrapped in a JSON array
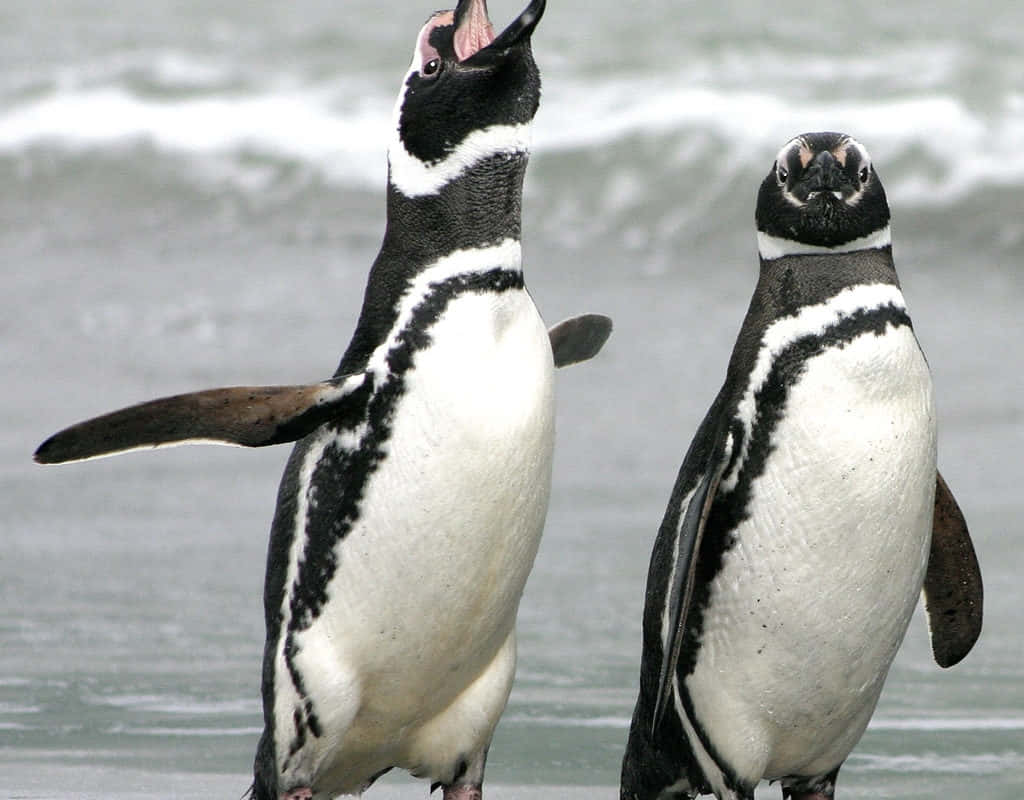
[
  {"x1": 366, "y1": 238, "x2": 523, "y2": 377},
  {"x1": 720, "y1": 281, "x2": 906, "y2": 493},
  {"x1": 685, "y1": 320, "x2": 936, "y2": 783},
  {"x1": 387, "y1": 121, "x2": 532, "y2": 198},
  {"x1": 757, "y1": 224, "x2": 892, "y2": 260},
  {"x1": 842, "y1": 137, "x2": 873, "y2": 173},
  {"x1": 773, "y1": 134, "x2": 872, "y2": 175},
  {"x1": 35, "y1": 436, "x2": 249, "y2": 465},
  {"x1": 386, "y1": 24, "x2": 533, "y2": 199},
  {"x1": 272, "y1": 239, "x2": 554, "y2": 794},
  {"x1": 673, "y1": 679, "x2": 740, "y2": 800},
  {"x1": 771, "y1": 133, "x2": 878, "y2": 219}
]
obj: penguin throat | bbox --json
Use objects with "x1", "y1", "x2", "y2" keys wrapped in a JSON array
[
  {"x1": 388, "y1": 122, "x2": 532, "y2": 198},
  {"x1": 757, "y1": 226, "x2": 892, "y2": 260},
  {"x1": 382, "y1": 154, "x2": 526, "y2": 261}
]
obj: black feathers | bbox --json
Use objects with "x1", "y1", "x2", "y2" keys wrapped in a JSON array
[
  {"x1": 756, "y1": 132, "x2": 890, "y2": 249},
  {"x1": 397, "y1": 11, "x2": 541, "y2": 165}
]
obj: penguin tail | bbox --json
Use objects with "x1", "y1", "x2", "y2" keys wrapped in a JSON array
[{"x1": 621, "y1": 712, "x2": 690, "y2": 800}]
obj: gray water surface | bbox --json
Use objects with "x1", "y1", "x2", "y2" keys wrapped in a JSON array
[{"x1": 3, "y1": 0, "x2": 1022, "y2": 797}]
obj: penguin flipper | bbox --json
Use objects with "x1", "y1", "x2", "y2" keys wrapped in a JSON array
[
  {"x1": 650, "y1": 457, "x2": 726, "y2": 735},
  {"x1": 922, "y1": 470, "x2": 983, "y2": 667},
  {"x1": 33, "y1": 374, "x2": 368, "y2": 465},
  {"x1": 548, "y1": 313, "x2": 613, "y2": 367}
]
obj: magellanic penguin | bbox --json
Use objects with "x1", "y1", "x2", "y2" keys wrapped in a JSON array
[
  {"x1": 34, "y1": 0, "x2": 614, "y2": 797},
  {"x1": 620, "y1": 132, "x2": 982, "y2": 800}
]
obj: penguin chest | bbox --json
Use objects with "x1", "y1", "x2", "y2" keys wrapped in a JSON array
[
  {"x1": 689, "y1": 324, "x2": 937, "y2": 780},
  {"x1": 357, "y1": 287, "x2": 557, "y2": 645},
  {"x1": 284, "y1": 288, "x2": 554, "y2": 746}
]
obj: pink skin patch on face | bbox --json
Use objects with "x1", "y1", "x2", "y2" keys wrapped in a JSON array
[
  {"x1": 797, "y1": 141, "x2": 814, "y2": 168},
  {"x1": 832, "y1": 142, "x2": 850, "y2": 166},
  {"x1": 417, "y1": 11, "x2": 453, "y2": 71},
  {"x1": 454, "y1": 0, "x2": 495, "y2": 61}
]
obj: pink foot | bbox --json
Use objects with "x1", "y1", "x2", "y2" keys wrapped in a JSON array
[
  {"x1": 442, "y1": 784, "x2": 482, "y2": 800},
  {"x1": 279, "y1": 789, "x2": 312, "y2": 800}
]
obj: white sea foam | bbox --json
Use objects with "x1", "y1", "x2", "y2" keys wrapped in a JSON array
[
  {"x1": 498, "y1": 714, "x2": 1024, "y2": 732},
  {"x1": 849, "y1": 750, "x2": 1019, "y2": 774},
  {"x1": 112, "y1": 724, "x2": 264, "y2": 737},
  {"x1": 501, "y1": 714, "x2": 631, "y2": 728},
  {"x1": 0, "y1": 85, "x2": 393, "y2": 189},
  {"x1": 537, "y1": 80, "x2": 1024, "y2": 206},
  {"x1": 82, "y1": 691, "x2": 260, "y2": 715},
  {"x1": 2, "y1": 67, "x2": 1022, "y2": 206},
  {"x1": 868, "y1": 716, "x2": 1024, "y2": 731}
]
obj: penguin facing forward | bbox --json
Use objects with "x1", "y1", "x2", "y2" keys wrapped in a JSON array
[
  {"x1": 35, "y1": 0, "x2": 613, "y2": 797},
  {"x1": 620, "y1": 132, "x2": 982, "y2": 800}
]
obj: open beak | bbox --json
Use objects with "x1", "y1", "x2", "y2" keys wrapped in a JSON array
[{"x1": 453, "y1": 0, "x2": 546, "y2": 63}]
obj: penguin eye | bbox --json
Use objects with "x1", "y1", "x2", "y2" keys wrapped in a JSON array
[
  {"x1": 776, "y1": 164, "x2": 789, "y2": 184},
  {"x1": 422, "y1": 58, "x2": 441, "y2": 78},
  {"x1": 858, "y1": 165, "x2": 870, "y2": 183}
]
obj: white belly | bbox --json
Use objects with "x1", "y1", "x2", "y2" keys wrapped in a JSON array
[
  {"x1": 687, "y1": 324, "x2": 936, "y2": 784},
  {"x1": 282, "y1": 288, "x2": 554, "y2": 791}
]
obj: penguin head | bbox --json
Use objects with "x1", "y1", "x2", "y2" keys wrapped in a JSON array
[
  {"x1": 388, "y1": 0, "x2": 545, "y2": 198},
  {"x1": 756, "y1": 132, "x2": 891, "y2": 258}
]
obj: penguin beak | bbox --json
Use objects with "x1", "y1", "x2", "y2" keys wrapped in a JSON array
[
  {"x1": 802, "y1": 151, "x2": 847, "y2": 199},
  {"x1": 454, "y1": 0, "x2": 545, "y2": 63},
  {"x1": 453, "y1": 0, "x2": 495, "y2": 62},
  {"x1": 488, "y1": 0, "x2": 545, "y2": 50}
]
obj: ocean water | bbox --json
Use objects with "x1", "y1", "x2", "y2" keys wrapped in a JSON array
[{"x1": 2, "y1": 0, "x2": 1022, "y2": 798}]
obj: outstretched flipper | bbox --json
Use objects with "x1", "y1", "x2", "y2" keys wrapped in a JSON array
[
  {"x1": 34, "y1": 374, "x2": 369, "y2": 465},
  {"x1": 34, "y1": 314, "x2": 609, "y2": 466},
  {"x1": 548, "y1": 313, "x2": 613, "y2": 368},
  {"x1": 923, "y1": 470, "x2": 983, "y2": 667}
]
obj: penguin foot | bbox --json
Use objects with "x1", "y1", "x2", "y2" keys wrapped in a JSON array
[
  {"x1": 442, "y1": 783, "x2": 483, "y2": 800},
  {"x1": 781, "y1": 767, "x2": 838, "y2": 800},
  {"x1": 279, "y1": 789, "x2": 312, "y2": 800}
]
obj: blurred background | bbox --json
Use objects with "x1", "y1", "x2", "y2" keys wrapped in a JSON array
[{"x1": 2, "y1": 0, "x2": 1021, "y2": 797}]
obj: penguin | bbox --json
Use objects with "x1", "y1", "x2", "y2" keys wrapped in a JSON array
[
  {"x1": 620, "y1": 132, "x2": 982, "y2": 800},
  {"x1": 34, "y1": 0, "x2": 612, "y2": 797}
]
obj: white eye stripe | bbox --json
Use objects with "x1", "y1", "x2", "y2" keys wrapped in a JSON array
[
  {"x1": 843, "y1": 136, "x2": 873, "y2": 173},
  {"x1": 774, "y1": 135, "x2": 875, "y2": 178},
  {"x1": 389, "y1": 10, "x2": 537, "y2": 198},
  {"x1": 772, "y1": 135, "x2": 875, "y2": 197},
  {"x1": 845, "y1": 137, "x2": 872, "y2": 163},
  {"x1": 773, "y1": 137, "x2": 802, "y2": 173}
]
